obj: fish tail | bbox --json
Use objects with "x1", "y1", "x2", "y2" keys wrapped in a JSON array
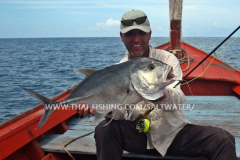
[{"x1": 23, "y1": 88, "x2": 57, "y2": 129}]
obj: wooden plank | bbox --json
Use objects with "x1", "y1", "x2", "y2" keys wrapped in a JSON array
[
  {"x1": 0, "y1": 108, "x2": 77, "y2": 160},
  {"x1": 202, "y1": 60, "x2": 222, "y2": 80},
  {"x1": 232, "y1": 84, "x2": 240, "y2": 96},
  {"x1": 203, "y1": 58, "x2": 236, "y2": 82},
  {"x1": 184, "y1": 96, "x2": 240, "y2": 125},
  {"x1": 39, "y1": 96, "x2": 240, "y2": 158},
  {"x1": 169, "y1": 0, "x2": 183, "y2": 20},
  {"x1": 23, "y1": 140, "x2": 45, "y2": 160},
  {"x1": 181, "y1": 79, "x2": 233, "y2": 95},
  {"x1": 42, "y1": 153, "x2": 70, "y2": 160},
  {"x1": 4, "y1": 149, "x2": 31, "y2": 160},
  {"x1": 68, "y1": 124, "x2": 96, "y2": 131},
  {"x1": 184, "y1": 96, "x2": 240, "y2": 157},
  {"x1": 68, "y1": 116, "x2": 97, "y2": 126}
]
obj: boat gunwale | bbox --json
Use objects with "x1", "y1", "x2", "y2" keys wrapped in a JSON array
[
  {"x1": 0, "y1": 41, "x2": 240, "y2": 159},
  {"x1": 156, "y1": 41, "x2": 240, "y2": 84},
  {"x1": 0, "y1": 88, "x2": 72, "y2": 129}
]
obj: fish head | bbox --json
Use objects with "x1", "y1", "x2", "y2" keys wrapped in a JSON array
[{"x1": 131, "y1": 57, "x2": 178, "y2": 100}]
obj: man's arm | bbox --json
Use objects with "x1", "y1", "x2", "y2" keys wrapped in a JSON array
[{"x1": 151, "y1": 54, "x2": 186, "y2": 111}]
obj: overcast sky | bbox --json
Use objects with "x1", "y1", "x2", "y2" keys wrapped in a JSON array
[{"x1": 0, "y1": 0, "x2": 239, "y2": 38}]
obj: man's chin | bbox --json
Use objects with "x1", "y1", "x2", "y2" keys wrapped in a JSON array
[{"x1": 129, "y1": 51, "x2": 144, "y2": 58}]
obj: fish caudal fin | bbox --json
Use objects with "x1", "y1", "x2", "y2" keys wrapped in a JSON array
[{"x1": 23, "y1": 88, "x2": 56, "y2": 129}]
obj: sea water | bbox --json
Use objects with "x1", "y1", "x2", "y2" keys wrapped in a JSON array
[{"x1": 0, "y1": 37, "x2": 239, "y2": 123}]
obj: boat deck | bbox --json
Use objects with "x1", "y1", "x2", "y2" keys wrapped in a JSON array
[{"x1": 39, "y1": 96, "x2": 240, "y2": 159}]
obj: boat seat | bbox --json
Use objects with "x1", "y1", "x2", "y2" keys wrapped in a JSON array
[{"x1": 39, "y1": 96, "x2": 240, "y2": 159}]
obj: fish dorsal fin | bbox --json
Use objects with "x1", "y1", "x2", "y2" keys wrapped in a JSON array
[{"x1": 75, "y1": 68, "x2": 98, "y2": 78}]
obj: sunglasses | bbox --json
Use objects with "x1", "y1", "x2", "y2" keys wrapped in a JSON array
[{"x1": 121, "y1": 16, "x2": 147, "y2": 26}]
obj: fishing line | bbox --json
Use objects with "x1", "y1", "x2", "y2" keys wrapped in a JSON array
[
  {"x1": 181, "y1": 32, "x2": 240, "y2": 86},
  {"x1": 103, "y1": 90, "x2": 133, "y2": 126},
  {"x1": 219, "y1": 124, "x2": 236, "y2": 147},
  {"x1": 181, "y1": 33, "x2": 239, "y2": 146},
  {"x1": 183, "y1": 80, "x2": 193, "y2": 96},
  {"x1": 174, "y1": 25, "x2": 240, "y2": 87}
]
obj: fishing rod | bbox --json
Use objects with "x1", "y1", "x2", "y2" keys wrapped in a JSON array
[{"x1": 174, "y1": 25, "x2": 240, "y2": 88}]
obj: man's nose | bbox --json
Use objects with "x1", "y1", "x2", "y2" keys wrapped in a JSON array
[{"x1": 132, "y1": 33, "x2": 141, "y2": 41}]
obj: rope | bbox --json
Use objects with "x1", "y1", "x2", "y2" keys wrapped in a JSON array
[
  {"x1": 62, "y1": 34, "x2": 240, "y2": 160},
  {"x1": 181, "y1": 33, "x2": 240, "y2": 86},
  {"x1": 178, "y1": 48, "x2": 194, "y2": 71},
  {"x1": 62, "y1": 130, "x2": 95, "y2": 160},
  {"x1": 164, "y1": 47, "x2": 194, "y2": 71}
]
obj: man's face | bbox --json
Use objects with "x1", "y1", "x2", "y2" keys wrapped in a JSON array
[{"x1": 120, "y1": 29, "x2": 151, "y2": 59}]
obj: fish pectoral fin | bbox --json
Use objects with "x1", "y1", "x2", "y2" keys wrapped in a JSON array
[
  {"x1": 74, "y1": 68, "x2": 98, "y2": 78},
  {"x1": 125, "y1": 108, "x2": 134, "y2": 120},
  {"x1": 112, "y1": 109, "x2": 126, "y2": 120},
  {"x1": 102, "y1": 109, "x2": 125, "y2": 126},
  {"x1": 93, "y1": 111, "x2": 107, "y2": 124},
  {"x1": 23, "y1": 88, "x2": 56, "y2": 129}
]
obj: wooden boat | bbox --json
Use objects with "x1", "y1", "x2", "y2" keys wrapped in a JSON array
[{"x1": 1, "y1": 1, "x2": 239, "y2": 160}]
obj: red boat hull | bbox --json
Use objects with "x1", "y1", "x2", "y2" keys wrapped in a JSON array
[{"x1": 1, "y1": 42, "x2": 240, "y2": 160}]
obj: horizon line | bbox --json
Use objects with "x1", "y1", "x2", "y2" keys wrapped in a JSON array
[{"x1": 0, "y1": 36, "x2": 232, "y2": 39}]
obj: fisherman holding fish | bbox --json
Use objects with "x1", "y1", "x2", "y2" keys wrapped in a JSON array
[
  {"x1": 93, "y1": 10, "x2": 237, "y2": 160},
  {"x1": 24, "y1": 9, "x2": 237, "y2": 160}
]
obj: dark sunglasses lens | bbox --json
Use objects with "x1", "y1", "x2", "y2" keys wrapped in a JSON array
[
  {"x1": 121, "y1": 16, "x2": 147, "y2": 26},
  {"x1": 135, "y1": 16, "x2": 147, "y2": 24},
  {"x1": 122, "y1": 20, "x2": 133, "y2": 26}
]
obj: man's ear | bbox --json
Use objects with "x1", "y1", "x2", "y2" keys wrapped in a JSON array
[
  {"x1": 149, "y1": 31, "x2": 152, "y2": 40},
  {"x1": 120, "y1": 32, "x2": 124, "y2": 42}
]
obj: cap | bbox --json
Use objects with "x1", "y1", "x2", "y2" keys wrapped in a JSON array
[{"x1": 120, "y1": 10, "x2": 151, "y2": 33}]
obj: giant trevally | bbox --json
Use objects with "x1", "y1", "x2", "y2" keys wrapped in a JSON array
[{"x1": 24, "y1": 57, "x2": 178, "y2": 129}]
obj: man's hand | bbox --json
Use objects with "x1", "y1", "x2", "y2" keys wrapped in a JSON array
[{"x1": 79, "y1": 105, "x2": 95, "y2": 117}]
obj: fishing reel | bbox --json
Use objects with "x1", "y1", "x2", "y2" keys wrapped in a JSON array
[
  {"x1": 136, "y1": 118, "x2": 150, "y2": 133},
  {"x1": 133, "y1": 101, "x2": 154, "y2": 133}
]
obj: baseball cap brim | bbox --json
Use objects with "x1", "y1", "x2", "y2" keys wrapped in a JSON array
[{"x1": 120, "y1": 24, "x2": 151, "y2": 33}]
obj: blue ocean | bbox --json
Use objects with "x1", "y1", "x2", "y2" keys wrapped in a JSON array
[{"x1": 0, "y1": 37, "x2": 239, "y2": 123}]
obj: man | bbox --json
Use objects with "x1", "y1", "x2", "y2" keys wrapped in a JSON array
[{"x1": 85, "y1": 10, "x2": 237, "y2": 160}]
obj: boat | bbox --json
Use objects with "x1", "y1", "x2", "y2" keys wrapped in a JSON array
[{"x1": 0, "y1": 0, "x2": 239, "y2": 159}]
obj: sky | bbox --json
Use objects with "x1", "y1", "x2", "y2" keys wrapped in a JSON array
[{"x1": 0, "y1": 0, "x2": 239, "y2": 38}]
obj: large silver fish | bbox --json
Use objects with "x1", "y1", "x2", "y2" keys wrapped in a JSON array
[{"x1": 24, "y1": 57, "x2": 178, "y2": 129}]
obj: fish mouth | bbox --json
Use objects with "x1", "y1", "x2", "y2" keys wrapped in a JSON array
[
  {"x1": 166, "y1": 68, "x2": 174, "y2": 82},
  {"x1": 158, "y1": 67, "x2": 174, "y2": 83}
]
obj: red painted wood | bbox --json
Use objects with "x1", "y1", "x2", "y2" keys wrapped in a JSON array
[
  {"x1": 232, "y1": 84, "x2": 240, "y2": 96},
  {"x1": 1, "y1": 39, "x2": 240, "y2": 160},
  {"x1": 53, "y1": 122, "x2": 69, "y2": 134},
  {"x1": 156, "y1": 42, "x2": 240, "y2": 85},
  {"x1": 170, "y1": 20, "x2": 181, "y2": 50},
  {"x1": 0, "y1": 89, "x2": 72, "y2": 130},
  {"x1": 23, "y1": 140, "x2": 45, "y2": 160},
  {"x1": 0, "y1": 98, "x2": 78, "y2": 159},
  {"x1": 41, "y1": 153, "x2": 70, "y2": 160},
  {"x1": 4, "y1": 149, "x2": 31, "y2": 160},
  {"x1": 181, "y1": 79, "x2": 234, "y2": 95}
]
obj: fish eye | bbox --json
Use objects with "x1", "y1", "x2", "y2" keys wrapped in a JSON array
[{"x1": 148, "y1": 64, "x2": 155, "y2": 70}]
